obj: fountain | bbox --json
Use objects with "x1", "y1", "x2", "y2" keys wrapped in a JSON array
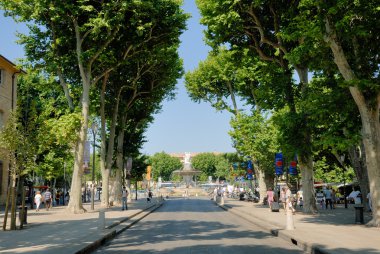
[{"x1": 172, "y1": 152, "x2": 201, "y2": 187}]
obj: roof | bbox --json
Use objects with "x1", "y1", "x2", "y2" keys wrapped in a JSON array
[{"x1": 0, "y1": 54, "x2": 26, "y2": 74}]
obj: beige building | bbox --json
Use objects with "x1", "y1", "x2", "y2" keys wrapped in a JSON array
[{"x1": 0, "y1": 54, "x2": 24, "y2": 204}]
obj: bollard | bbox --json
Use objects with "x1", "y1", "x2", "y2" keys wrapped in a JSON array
[
  {"x1": 220, "y1": 196, "x2": 224, "y2": 206},
  {"x1": 354, "y1": 205, "x2": 364, "y2": 224},
  {"x1": 286, "y1": 207, "x2": 295, "y2": 230},
  {"x1": 98, "y1": 210, "x2": 105, "y2": 230}
]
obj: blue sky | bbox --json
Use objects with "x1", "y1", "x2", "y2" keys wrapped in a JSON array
[{"x1": 0, "y1": 1, "x2": 236, "y2": 155}]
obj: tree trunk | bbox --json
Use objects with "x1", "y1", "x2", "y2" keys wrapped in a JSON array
[
  {"x1": 324, "y1": 18, "x2": 380, "y2": 226},
  {"x1": 113, "y1": 169, "x2": 123, "y2": 206},
  {"x1": 116, "y1": 114, "x2": 128, "y2": 202},
  {"x1": 2, "y1": 179, "x2": 11, "y2": 230},
  {"x1": 126, "y1": 179, "x2": 132, "y2": 202},
  {"x1": 99, "y1": 74, "x2": 122, "y2": 208},
  {"x1": 348, "y1": 144, "x2": 370, "y2": 211},
  {"x1": 10, "y1": 181, "x2": 17, "y2": 230},
  {"x1": 253, "y1": 161, "x2": 267, "y2": 204},
  {"x1": 19, "y1": 186, "x2": 26, "y2": 229},
  {"x1": 66, "y1": 81, "x2": 90, "y2": 214},
  {"x1": 300, "y1": 157, "x2": 317, "y2": 213},
  {"x1": 360, "y1": 110, "x2": 380, "y2": 226},
  {"x1": 295, "y1": 66, "x2": 317, "y2": 214},
  {"x1": 227, "y1": 80, "x2": 239, "y2": 115}
]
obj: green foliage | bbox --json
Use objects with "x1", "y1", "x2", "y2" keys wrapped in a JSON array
[
  {"x1": 214, "y1": 156, "x2": 230, "y2": 180},
  {"x1": 148, "y1": 152, "x2": 182, "y2": 181},
  {"x1": 230, "y1": 111, "x2": 279, "y2": 175},
  {"x1": 313, "y1": 157, "x2": 355, "y2": 184},
  {"x1": 191, "y1": 153, "x2": 217, "y2": 181},
  {"x1": 16, "y1": 69, "x2": 78, "y2": 180},
  {"x1": 130, "y1": 154, "x2": 149, "y2": 182},
  {"x1": 191, "y1": 152, "x2": 232, "y2": 181},
  {"x1": 0, "y1": 114, "x2": 35, "y2": 177}
]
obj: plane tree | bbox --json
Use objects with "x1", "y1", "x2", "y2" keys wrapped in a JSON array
[
  {"x1": 296, "y1": 0, "x2": 380, "y2": 226},
  {"x1": 1, "y1": 0, "x2": 188, "y2": 213}
]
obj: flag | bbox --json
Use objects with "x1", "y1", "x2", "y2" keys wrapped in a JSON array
[
  {"x1": 247, "y1": 160, "x2": 254, "y2": 180},
  {"x1": 289, "y1": 155, "x2": 298, "y2": 175},
  {"x1": 275, "y1": 153, "x2": 284, "y2": 175}
]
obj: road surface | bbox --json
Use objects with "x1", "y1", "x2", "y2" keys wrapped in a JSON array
[{"x1": 95, "y1": 197, "x2": 303, "y2": 253}]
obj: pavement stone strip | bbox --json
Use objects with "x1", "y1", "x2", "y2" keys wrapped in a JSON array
[{"x1": 0, "y1": 197, "x2": 378, "y2": 254}]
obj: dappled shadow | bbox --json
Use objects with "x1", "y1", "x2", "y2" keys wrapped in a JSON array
[
  {"x1": 0, "y1": 203, "x2": 154, "y2": 253},
  {"x1": 99, "y1": 243, "x2": 302, "y2": 254},
  {"x1": 296, "y1": 206, "x2": 373, "y2": 225},
  {"x1": 0, "y1": 216, "x2": 105, "y2": 253},
  {"x1": 98, "y1": 213, "x2": 303, "y2": 253},
  {"x1": 311, "y1": 245, "x2": 380, "y2": 254}
]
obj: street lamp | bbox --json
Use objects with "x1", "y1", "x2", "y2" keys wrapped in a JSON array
[{"x1": 90, "y1": 122, "x2": 98, "y2": 211}]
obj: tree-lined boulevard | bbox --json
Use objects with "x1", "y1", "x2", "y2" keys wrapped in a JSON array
[
  {"x1": 0, "y1": 0, "x2": 379, "y2": 252},
  {"x1": 0, "y1": 196, "x2": 379, "y2": 253},
  {"x1": 95, "y1": 198, "x2": 303, "y2": 254}
]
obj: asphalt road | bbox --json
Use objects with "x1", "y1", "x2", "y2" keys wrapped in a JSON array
[{"x1": 95, "y1": 197, "x2": 304, "y2": 254}]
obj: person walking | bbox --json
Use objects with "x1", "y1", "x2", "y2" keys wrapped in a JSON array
[
  {"x1": 147, "y1": 189, "x2": 153, "y2": 203},
  {"x1": 44, "y1": 188, "x2": 52, "y2": 211},
  {"x1": 266, "y1": 187, "x2": 275, "y2": 211},
  {"x1": 280, "y1": 187, "x2": 287, "y2": 212},
  {"x1": 34, "y1": 191, "x2": 42, "y2": 212},
  {"x1": 55, "y1": 190, "x2": 60, "y2": 206},
  {"x1": 285, "y1": 186, "x2": 295, "y2": 214},
  {"x1": 331, "y1": 188, "x2": 337, "y2": 209},
  {"x1": 122, "y1": 186, "x2": 128, "y2": 210},
  {"x1": 324, "y1": 187, "x2": 333, "y2": 209}
]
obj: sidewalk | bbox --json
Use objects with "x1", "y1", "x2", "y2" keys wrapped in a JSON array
[
  {"x1": 0, "y1": 198, "x2": 163, "y2": 254},
  {"x1": 219, "y1": 198, "x2": 379, "y2": 254}
]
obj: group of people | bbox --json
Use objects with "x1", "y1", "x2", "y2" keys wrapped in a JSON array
[
  {"x1": 33, "y1": 188, "x2": 68, "y2": 212},
  {"x1": 266, "y1": 185, "x2": 373, "y2": 214},
  {"x1": 315, "y1": 187, "x2": 337, "y2": 209},
  {"x1": 33, "y1": 188, "x2": 53, "y2": 211},
  {"x1": 266, "y1": 186, "x2": 297, "y2": 214}
]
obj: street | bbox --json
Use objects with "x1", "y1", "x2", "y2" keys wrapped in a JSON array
[{"x1": 95, "y1": 197, "x2": 303, "y2": 253}]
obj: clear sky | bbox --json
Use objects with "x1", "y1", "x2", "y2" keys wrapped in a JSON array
[{"x1": 0, "y1": 1, "x2": 237, "y2": 155}]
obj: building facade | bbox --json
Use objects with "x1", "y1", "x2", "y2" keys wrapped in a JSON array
[{"x1": 0, "y1": 54, "x2": 23, "y2": 204}]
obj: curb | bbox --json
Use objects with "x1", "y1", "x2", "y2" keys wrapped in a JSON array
[
  {"x1": 216, "y1": 201, "x2": 330, "y2": 254},
  {"x1": 75, "y1": 201, "x2": 164, "y2": 254}
]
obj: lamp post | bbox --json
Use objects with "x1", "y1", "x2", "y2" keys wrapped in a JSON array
[{"x1": 91, "y1": 123, "x2": 98, "y2": 211}]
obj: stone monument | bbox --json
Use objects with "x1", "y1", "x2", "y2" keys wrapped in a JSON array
[{"x1": 172, "y1": 152, "x2": 201, "y2": 187}]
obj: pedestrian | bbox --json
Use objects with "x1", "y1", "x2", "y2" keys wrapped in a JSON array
[
  {"x1": 266, "y1": 187, "x2": 275, "y2": 211},
  {"x1": 44, "y1": 188, "x2": 52, "y2": 211},
  {"x1": 34, "y1": 191, "x2": 42, "y2": 212},
  {"x1": 280, "y1": 187, "x2": 286, "y2": 212},
  {"x1": 331, "y1": 188, "x2": 337, "y2": 209},
  {"x1": 122, "y1": 186, "x2": 128, "y2": 210},
  {"x1": 324, "y1": 187, "x2": 333, "y2": 209},
  {"x1": 285, "y1": 186, "x2": 295, "y2": 214},
  {"x1": 86, "y1": 186, "x2": 91, "y2": 202},
  {"x1": 297, "y1": 197, "x2": 303, "y2": 209},
  {"x1": 147, "y1": 189, "x2": 153, "y2": 202},
  {"x1": 316, "y1": 190, "x2": 325, "y2": 209},
  {"x1": 55, "y1": 191, "x2": 60, "y2": 206}
]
